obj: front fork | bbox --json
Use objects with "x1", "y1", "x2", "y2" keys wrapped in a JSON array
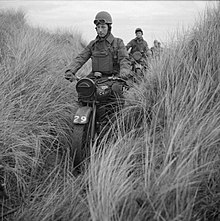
[
  {"x1": 90, "y1": 101, "x2": 97, "y2": 145},
  {"x1": 73, "y1": 101, "x2": 98, "y2": 146},
  {"x1": 73, "y1": 101, "x2": 97, "y2": 144}
]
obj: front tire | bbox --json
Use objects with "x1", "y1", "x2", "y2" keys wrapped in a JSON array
[
  {"x1": 71, "y1": 123, "x2": 90, "y2": 168},
  {"x1": 135, "y1": 69, "x2": 143, "y2": 83}
]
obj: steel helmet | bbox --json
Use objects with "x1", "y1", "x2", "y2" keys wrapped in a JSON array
[
  {"x1": 146, "y1": 50, "x2": 152, "y2": 57},
  {"x1": 135, "y1": 28, "x2": 143, "y2": 34},
  {"x1": 94, "y1": 11, "x2": 112, "y2": 25}
]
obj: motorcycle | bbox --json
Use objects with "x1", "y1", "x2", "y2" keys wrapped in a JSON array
[
  {"x1": 130, "y1": 51, "x2": 148, "y2": 83},
  {"x1": 70, "y1": 72, "x2": 128, "y2": 169}
]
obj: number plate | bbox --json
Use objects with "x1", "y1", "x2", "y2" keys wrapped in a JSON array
[{"x1": 74, "y1": 115, "x2": 87, "y2": 124}]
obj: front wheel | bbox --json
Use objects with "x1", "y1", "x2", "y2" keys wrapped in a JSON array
[
  {"x1": 71, "y1": 123, "x2": 90, "y2": 168},
  {"x1": 135, "y1": 69, "x2": 143, "y2": 83},
  {"x1": 136, "y1": 69, "x2": 142, "y2": 75}
]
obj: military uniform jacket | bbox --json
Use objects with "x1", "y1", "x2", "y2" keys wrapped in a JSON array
[
  {"x1": 126, "y1": 37, "x2": 149, "y2": 56},
  {"x1": 66, "y1": 33, "x2": 131, "y2": 76}
]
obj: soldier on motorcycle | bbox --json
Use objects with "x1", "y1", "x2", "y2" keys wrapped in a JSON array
[
  {"x1": 64, "y1": 11, "x2": 131, "y2": 123},
  {"x1": 65, "y1": 11, "x2": 131, "y2": 83},
  {"x1": 126, "y1": 28, "x2": 151, "y2": 61},
  {"x1": 150, "y1": 39, "x2": 163, "y2": 59}
]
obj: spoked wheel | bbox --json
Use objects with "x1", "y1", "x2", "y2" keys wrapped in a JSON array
[{"x1": 134, "y1": 69, "x2": 144, "y2": 83}]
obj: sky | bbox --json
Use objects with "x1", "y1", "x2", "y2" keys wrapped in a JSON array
[{"x1": 0, "y1": 1, "x2": 216, "y2": 47}]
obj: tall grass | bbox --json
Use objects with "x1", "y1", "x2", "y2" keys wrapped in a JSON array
[
  {"x1": 0, "y1": 3, "x2": 219, "y2": 220},
  {"x1": 86, "y1": 2, "x2": 220, "y2": 220},
  {"x1": 0, "y1": 9, "x2": 89, "y2": 216}
]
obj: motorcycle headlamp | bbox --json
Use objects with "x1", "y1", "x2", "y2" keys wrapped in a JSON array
[
  {"x1": 133, "y1": 51, "x2": 142, "y2": 61},
  {"x1": 76, "y1": 78, "x2": 96, "y2": 98}
]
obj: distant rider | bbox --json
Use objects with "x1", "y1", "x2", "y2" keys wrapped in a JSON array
[
  {"x1": 126, "y1": 28, "x2": 151, "y2": 61},
  {"x1": 150, "y1": 39, "x2": 163, "y2": 59}
]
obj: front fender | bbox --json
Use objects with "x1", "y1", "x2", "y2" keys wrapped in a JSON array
[{"x1": 73, "y1": 106, "x2": 92, "y2": 124}]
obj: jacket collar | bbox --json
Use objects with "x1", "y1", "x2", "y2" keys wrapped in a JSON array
[
  {"x1": 95, "y1": 33, "x2": 114, "y2": 44},
  {"x1": 135, "y1": 37, "x2": 143, "y2": 41}
]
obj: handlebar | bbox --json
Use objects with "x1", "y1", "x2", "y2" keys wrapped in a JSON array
[
  {"x1": 95, "y1": 76, "x2": 129, "y2": 87},
  {"x1": 106, "y1": 76, "x2": 127, "y2": 82},
  {"x1": 66, "y1": 73, "x2": 129, "y2": 88},
  {"x1": 74, "y1": 75, "x2": 127, "y2": 83}
]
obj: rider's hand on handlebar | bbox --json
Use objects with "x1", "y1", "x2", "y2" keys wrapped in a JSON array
[{"x1": 64, "y1": 70, "x2": 77, "y2": 82}]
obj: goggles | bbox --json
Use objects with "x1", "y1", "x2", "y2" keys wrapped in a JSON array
[{"x1": 94, "y1": 19, "x2": 107, "y2": 25}]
